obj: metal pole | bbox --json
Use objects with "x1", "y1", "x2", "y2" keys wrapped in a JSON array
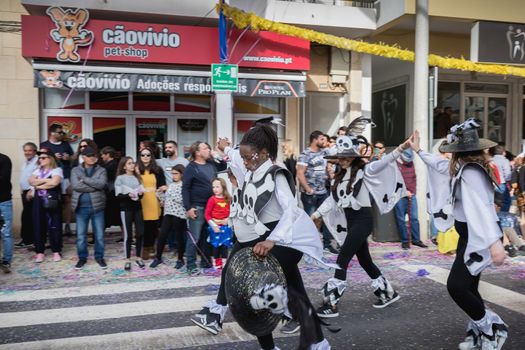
[{"x1": 413, "y1": 0, "x2": 429, "y2": 241}]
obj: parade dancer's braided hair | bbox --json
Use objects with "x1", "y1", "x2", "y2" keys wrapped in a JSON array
[{"x1": 240, "y1": 124, "x2": 278, "y2": 161}]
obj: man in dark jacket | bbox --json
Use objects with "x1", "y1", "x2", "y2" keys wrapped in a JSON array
[
  {"x1": 0, "y1": 153, "x2": 13, "y2": 273},
  {"x1": 182, "y1": 141, "x2": 226, "y2": 275},
  {"x1": 71, "y1": 147, "x2": 108, "y2": 269}
]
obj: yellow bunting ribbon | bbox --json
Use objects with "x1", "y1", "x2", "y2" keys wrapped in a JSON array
[{"x1": 219, "y1": 3, "x2": 525, "y2": 78}]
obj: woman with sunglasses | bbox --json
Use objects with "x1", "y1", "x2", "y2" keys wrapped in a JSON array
[
  {"x1": 28, "y1": 149, "x2": 63, "y2": 263},
  {"x1": 72, "y1": 139, "x2": 98, "y2": 167},
  {"x1": 136, "y1": 147, "x2": 166, "y2": 261}
]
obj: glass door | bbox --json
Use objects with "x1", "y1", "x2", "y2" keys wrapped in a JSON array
[
  {"x1": 464, "y1": 95, "x2": 507, "y2": 143},
  {"x1": 93, "y1": 117, "x2": 126, "y2": 158}
]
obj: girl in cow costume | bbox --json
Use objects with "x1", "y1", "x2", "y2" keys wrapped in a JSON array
[
  {"x1": 191, "y1": 121, "x2": 335, "y2": 350},
  {"x1": 411, "y1": 119, "x2": 508, "y2": 350},
  {"x1": 313, "y1": 117, "x2": 409, "y2": 318}
]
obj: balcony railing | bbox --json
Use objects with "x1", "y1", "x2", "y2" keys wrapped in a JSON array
[{"x1": 278, "y1": 0, "x2": 376, "y2": 8}]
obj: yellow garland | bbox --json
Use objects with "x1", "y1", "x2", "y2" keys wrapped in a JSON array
[{"x1": 219, "y1": 3, "x2": 525, "y2": 78}]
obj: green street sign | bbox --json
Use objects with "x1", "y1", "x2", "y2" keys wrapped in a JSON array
[{"x1": 211, "y1": 63, "x2": 238, "y2": 92}]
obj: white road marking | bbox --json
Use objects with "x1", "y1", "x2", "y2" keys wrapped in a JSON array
[
  {"x1": 399, "y1": 264, "x2": 525, "y2": 315},
  {"x1": 0, "y1": 277, "x2": 221, "y2": 302},
  {"x1": 0, "y1": 322, "x2": 294, "y2": 350},
  {"x1": 0, "y1": 295, "x2": 213, "y2": 328}
]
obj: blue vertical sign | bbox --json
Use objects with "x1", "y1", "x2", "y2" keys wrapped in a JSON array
[{"x1": 219, "y1": 0, "x2": 228, "y2": 63}]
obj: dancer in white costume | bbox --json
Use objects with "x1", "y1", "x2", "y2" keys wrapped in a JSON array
[{"x1": 411, "y1": 119, "x2": 508, "y2": 350}]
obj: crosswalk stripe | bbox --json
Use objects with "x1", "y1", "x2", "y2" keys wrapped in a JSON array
[
  {"x1": 0, "y1": 295, "x2": 213, "y2": 328},
  {"x1": 0, "y1": 322, "x2": 293, "y2": 350},
  {"x1": 0, "y1": 277, "x2": 221, "y2": 302},
  {"x1": 399, "y1": 264, "x2": 525, "y2": 315}
]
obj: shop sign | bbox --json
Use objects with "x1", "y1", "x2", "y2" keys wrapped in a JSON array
[
  {"x1": 34, "y1": 70, "x2": 305, "y2": 98},
  {"x1": 22, "y1": 10, "x2": 310, "y2": 70},
  {"x1": 211, "y1": 64, "x2": 238, "y2": 91},
  {"x1": 471, "y1": 21, "x2": 525, "y2": 65}
]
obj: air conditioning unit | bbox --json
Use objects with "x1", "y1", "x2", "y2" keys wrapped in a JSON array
[{"x1": 330, "y1": 47, "x2": 350, "y2": 84}]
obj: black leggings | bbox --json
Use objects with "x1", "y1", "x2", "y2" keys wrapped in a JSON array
[
  {"x1": 216, "y1": 226, "x2": 323, "y2": 350},
  {"x1": 143, "y1": 220, "x2": 158, "y2": 247},
  {"x1": 447, "y1": 220, "x2": 485, "y2": 321},
  {"x1": 120, "y1": 210, "x2": 144, "y2": 259},
  {"x1": 156, "y1": 215, "x2": 186, "y2": 261},
  {"x1": 334, "y1": 207, "x2": 381, "y2": 281},
  {"x1": 213, "y1": 245, "x2": 228, "y2": 259}
]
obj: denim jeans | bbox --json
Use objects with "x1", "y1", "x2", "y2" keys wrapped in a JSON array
[
  {"x1": 0, "y1": 200, "x2": 13, "y2": 264},
  {"x1": 76, "y1": 206, "x2": 105, "y2": 260},
  {"x1": 300, "y1": 192, "x2": 332, "y2": 247},
  {"x1": 184, "y1": 206, "x2": 205, "y2": 270},
  {"x1": 394, "y1": 196, "x2": 421, "y2": 243}
]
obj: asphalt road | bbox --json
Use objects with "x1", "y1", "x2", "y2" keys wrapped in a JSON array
[{"x1": 0, "y1": 237, "x2": 523, "y2": 350}]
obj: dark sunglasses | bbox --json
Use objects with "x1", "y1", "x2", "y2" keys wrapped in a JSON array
[
  {"x1": 38, "y1": 156, "x2": 49, "y2": 160},
  {"x1": 54, "y1": 131, "x2": 65, "y2": 135},
  {"x1": 80, "y1": 144, "x2": 88, "y2": 148},
  {"x1": 140, "y1": 153, "x2": 152, "y2": 157},
  {"x1": 374, "y1": 145, "x2": 385, "y2": 149}
]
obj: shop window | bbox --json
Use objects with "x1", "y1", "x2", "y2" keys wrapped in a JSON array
[
  {"x1": 235, "y1": 119, "x2": 277, "y2": 145},
  {"x1": 174, "y1": 95, "x2": 211, "y2": 112},
  {"x1": 177, "y1": 119, "x2": 208, "y2": 158},
  {"x1": 434, "y1": 82, "x2": 460, "y2": 138},
  {"x1": 464, "y1": 83, "x2": 509, "y2": 94},
  {"x1": 44, "y1": 89, "x2": 85, "y2": 109},
  {"x1": 90, "y1": 92, "x2": 129, "y2": 110},
  {"x1": 93, "y1": 117, "x2": 126, "y2": 158},
  {"x1": 234, "y1": 97, "x2": 280, "y2": 114},
  {"x1": 487, "y1": 98, "x2": 506, "y2": 143},
  {"x1": 136, "y1": 118, "x2": 167, "y2": 158},
  {"x1": 464, "y1": 96, "x2": 485, "y2": 137},
  {"x1": 133, "y1": 93, "x2": 170, "y2": 111},
  {"x1": 47, "y1": 116, "x2": 82, "y2": 149},
  {"x1": 304, "y1": 93, "x2": 342, "y2": 142}
]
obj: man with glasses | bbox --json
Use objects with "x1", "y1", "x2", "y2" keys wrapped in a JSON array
[
  {"x1": 40, "y1": 123, "x2": 74, "y2": 235},
  {"x1": 71, "y1": 146, "x2": 108, "y2": 269},
  {"x1": 16, "y1": 142, "x2": 39, "y2": 248}
]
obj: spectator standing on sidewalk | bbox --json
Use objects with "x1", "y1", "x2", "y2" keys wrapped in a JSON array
[
  {"x1": 71, "y1": 147, "x2": 108, "y2": 270},
  {"x1": 0, "y1": 153, "x2": 13, "y2": 273},
  {"x1": 100, "y1": 146, "x2": 121, "y2": 231},
  {"x1": 394, "y1": 149, "x2": 428, "y2": 250},
  {"x1": 296, "y1": 131, "x2": 337, "y2": 254},
  {"x1": 182, "y1": 141, "x2": 226, "y2": 275},
  {"x1": 29, "y1": 149, "x2": 63, "y2": 263},
  {"x1": 40, "y1": 123, "x2": 74, "y2": 236},
  {"x1": 16, "y1": 142, "x2": 38, "y2": 248},
  {"x1": 157, "y1": 141, "x2": 189, "y2": 184},
  {"x1": 491, "y1": 145, "x2": 512, "y2": 212},
  {"x1": 136, "y1": 147, "x2": 166, "y2": 260}
]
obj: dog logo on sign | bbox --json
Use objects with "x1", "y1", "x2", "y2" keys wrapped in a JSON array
[{"x1": 46, "y1": 7, "x2": 94, "y2": 63}]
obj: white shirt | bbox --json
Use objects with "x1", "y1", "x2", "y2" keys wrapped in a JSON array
[{"x1": 20, "y1": 156, "x2": 38, "y2": 191}]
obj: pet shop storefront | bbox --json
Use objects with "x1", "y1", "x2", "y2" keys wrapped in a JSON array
[{"x1": 21, "y1": 8, "x2": 309, "y2": 157}]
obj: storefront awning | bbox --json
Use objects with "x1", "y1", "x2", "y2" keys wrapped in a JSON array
[{"x1": 33, "y1": 64, "x2": 306, "y2": 98}]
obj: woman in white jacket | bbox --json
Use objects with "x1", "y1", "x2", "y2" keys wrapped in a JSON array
[
  {"x1": 410, "y1": 120, "x2": 507, "y2": 350},
  {"x1": 313, "y1": 118, "x2": 409, "y2": 318}
]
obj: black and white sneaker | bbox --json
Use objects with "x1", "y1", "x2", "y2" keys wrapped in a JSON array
[
  {"x1": 373, "y1": 291, "x2": 400, "y2": 309},
  {"x1": 190, "y1": 309, "x2": 222, "y2": 335},
  {"x1": 316, "y1": 303, "x2": 339, "y2": 318},
  {"x1": 75, "y1": 259, "x2": 87, "y2": 270},
  {"x1": 96, "y1": 258, "x2": 108, "y2": 269}
]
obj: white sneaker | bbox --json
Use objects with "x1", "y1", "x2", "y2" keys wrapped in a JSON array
[
  {"x1": 459, "y1": 334, "x2": 480, "y2": 350},
  {"x1": 480, "y1": 334, "x2": 498, "y2": 350}
]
